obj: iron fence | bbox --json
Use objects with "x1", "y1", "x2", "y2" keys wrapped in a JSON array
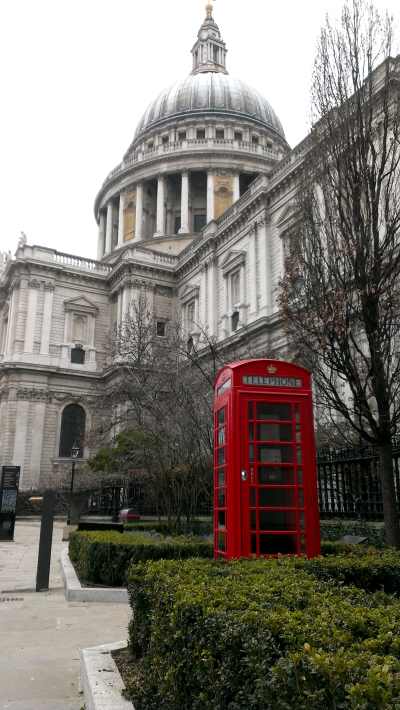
[{"x1": 318, "y1": 443, "x2": 400, "y2": 520}]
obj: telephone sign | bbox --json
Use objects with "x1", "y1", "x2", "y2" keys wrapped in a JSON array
[
  {"x1": 213, "y1": 360, "x2": 320, "y2": 559},
  {"x1": 0, "y1": 466, "x2": 20, "y2": 541}
]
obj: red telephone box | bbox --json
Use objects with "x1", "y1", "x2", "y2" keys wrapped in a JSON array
[{"x1": 213, "y1": 359, "x2": 320, "y2": 559}]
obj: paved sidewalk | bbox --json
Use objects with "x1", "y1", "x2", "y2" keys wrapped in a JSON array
[{"x1": 0, "y1": 519, "x2": 130, "y2": 710}]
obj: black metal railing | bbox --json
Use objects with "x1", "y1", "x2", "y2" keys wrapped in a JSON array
[{"x1": 318, "y1": 443, "x2": 400, "y2": 520}]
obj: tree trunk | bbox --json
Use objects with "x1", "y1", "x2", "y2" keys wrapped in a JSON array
[{"x1": 378, "y1": 442, "x2": 400, "y2": 547}]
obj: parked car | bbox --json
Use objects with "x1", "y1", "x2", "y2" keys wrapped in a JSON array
[{"x1": 119, "y1": 508, "x2": 141, "y2": 522}]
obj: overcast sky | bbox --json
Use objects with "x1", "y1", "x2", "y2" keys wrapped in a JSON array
[{"x1": 1, "y1": 0, "x2": 399, "y2": 259}]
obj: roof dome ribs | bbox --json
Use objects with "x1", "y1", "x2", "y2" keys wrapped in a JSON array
[{"x1": 124, "y1": 4, "x2": 287, "y2": 156}]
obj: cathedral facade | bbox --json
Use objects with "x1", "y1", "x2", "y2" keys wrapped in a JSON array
[{"x1": 0, "y1": 4, "x2": 303, "y2": 490}]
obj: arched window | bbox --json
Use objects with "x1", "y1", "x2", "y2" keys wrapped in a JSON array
[{"x1": 59, "y1": 404, "x2": 86, "y2": 458}]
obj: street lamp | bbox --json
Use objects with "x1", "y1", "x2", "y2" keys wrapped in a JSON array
[{"x1": 67, "y1": 441, "x2": 80, "y2": 526}]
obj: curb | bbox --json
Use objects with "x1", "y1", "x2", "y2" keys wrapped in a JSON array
[
  {"x1": 80, "y1": 640, "x2": 134, "y2": 710},
  {"x1": 60, "y1": 549, "x2": 129, "y2": 603}
]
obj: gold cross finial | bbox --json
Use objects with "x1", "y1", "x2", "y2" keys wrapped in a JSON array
[{"x1": 206, "y1": 1, "x2": 213, "y2": 19}]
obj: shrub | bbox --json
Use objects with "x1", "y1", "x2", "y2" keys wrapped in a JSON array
[
  {"x1": 123, "y1": 519, "x2": 212, "y2": 536},
  {"x1": 69, "y1": 530, "x2": 213, "y2": 586},
  {"x1": 301, "y1": 547, "x2": 400, "y2": 593},
  {"x1": 320, "y1": 519, "x2": 385, "y2": 547},
  {"x1": 125, "y1": 558, "x2": 400, "y2": 710}
]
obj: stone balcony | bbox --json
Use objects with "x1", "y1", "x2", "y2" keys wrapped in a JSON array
[{"x1": 102, "y1": 138, "x2": 282, "y2": 188}]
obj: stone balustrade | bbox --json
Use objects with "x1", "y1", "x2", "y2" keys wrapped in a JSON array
[
  {"x1": 103, "y1": 138, "x2": 279, "y2": 187},
  {"x1": 14, "y1": 245, "x2": 112, "y2": 276}
]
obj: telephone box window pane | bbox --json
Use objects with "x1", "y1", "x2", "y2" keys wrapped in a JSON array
[
  {"x1": 250, "y1": 510, "x2": 257, "y2": 530},
  {"x1": 218, "y1": 511, "x2": 226, "y2": 528},
  {"x1": 250, "y1": 487, "x2": 256, "y2": 506},
  {"x1": 249, "y1": 444, "x2": 254, "y2": 462},
  {"x1": 259, "y1": 445, "x2": 294, "y2": 464},
  {"x1": 217, "y1": 409, "x2": 225, "y2": 425},
  {"x1": 248, "y1": 402, "x2": 253, "y2": 419},
  {"x1": 259, "y1": 534, "x2": 297, "y2": 554},
  {"x1": 258, "y1": 487, "x2": 297, "y2": 508},
  {"x1": 297, "y1": 468, "x2": 303, "y2": 484},
  {"x1": 218, "y1": 427, "x2": 225, "y2": 446},
  {"x1": 256, "y1": 403, "x2": 291, "y2": 421},
  {"x1": 296, "y1": 448, "x2": 302, "y2": 464},
  {"x1": 300, "y1": 534, "x2": 306, "y2": 552},
  {"x1": 298, "y1": 488, "x2": 304, "y2": 508},
  {"x1": 218, "y1": 468, "x2": 225, "y2": 486},
  {"x1": 218, "y1": 488, "x2": 226, "y2": 506},
  {"x1": 259, "y1": 510, "x2": 297, "y2": 530},
  {"x1": 258, "y1": 466, "x2": 295, "y2": 485},
  {"x1": 251, "y1": 534, "x2": 257, "y2": 554},
  {"x1": 296, "y1": 423, "x2": 302, "y2": 443},
  {"x1": 248, "y1": 424, "x2": 254, "y2": 441},
  {"x1": 218, "y1": 448, "x2": 225, "y2": 465},
  {"x1": 256, "y1": 423, "x2": 292, "y2": 442},
  {"x1": 218, "y1": 533, "x2": 226, "y2": 551},
  {"x1": 300, "y1": 512, "x2": 305, "y2": 530}
]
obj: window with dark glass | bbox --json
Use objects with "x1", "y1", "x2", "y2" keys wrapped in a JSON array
[
  {"x1": 162, "y1": 135, "x2": 169, "y2": 145},
  {"x1": 252, "y1": 135, "x2": 259, "y2": 145},
  {"x1": 156, "y1": 321, "x2": 166, "y2": 337},
  {"x1": 178, "y1": 131, "x2": 187, "y2": 142},
  {"x1": 234, "y1": 131, "x2": 243, "y2": 142},
  {"x1": 71, "y1": 345, "x2": 85, "y2": 364},
  {"x1": 194, "y1": 214, "x2": 206, "y2": 232},
  {"x1": 196, "y1": 128, "x2": 206, "y2": 140},
  {"x1": 59, "y1": 404, "x2": 86, "y2": 458},
  {"x1": 174, "y1": 216, "x2": 181, "y2": 234},
  {"x1": 216, "y1": 129, "x2": 224, "y2": 140},
  {"x1": 231, "y1": 310, "x2": 239, "y2": 332}
]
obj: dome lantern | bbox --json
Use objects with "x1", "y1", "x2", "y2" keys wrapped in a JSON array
[{"x1": 191, "y1": 1, "x2": 228, "y2": 75}]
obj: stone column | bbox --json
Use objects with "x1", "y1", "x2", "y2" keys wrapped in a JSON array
[
  {"x1": 179, "y1": 172, "x2": 190, "y2": 234},
  {"x1": 257, "y1": 221, "x2": 268, "y2": 314},
  {"x1": 155, "y1": 176, "x2": 166, "y2": 236},
  {"x1": 207, "y1": 172, "x2": 215, "y2": 223},
  {"x1": 117, "y1": 194, "x2": 125, "y2": 248},
  {"x1": 248, "y1": 229, "x2": 257, "y2": 316},
  {"x1": 135, "y1": 183, "x2": 144, "y2": 241},
  {"x1": 199, "y1": 266, "x2": 207, "y2": 330},
  {"x1": 12, "y1": 399, "x2": 29, "y2": 477},
  {"x1": 40, "y1": 283, "x2": 54, "y2": 355},
  {"x1": 121, "y1": 286, "x2": 130, "y2": 321},
  {"x1": 208, "y1": 258, "x2": 217, "y2": 336},
  {"x1": 105, "y1": 202, "x2": 113, "y2": 254},
  {"x1": 5, "y1": 286, "x2": 17, "y2": 356},
  {"x1": 97, "y1": 212, "x2": 106, "y2": 260},
  {"x1": 24, "y1": 280, "x2": 39, "y2": 353},
  {"x1": 234, "y1": 174, "x2": 240, "y2": 202},
  {"x1": 30, "y1": 400, "x2": 46, "y2": 488}
]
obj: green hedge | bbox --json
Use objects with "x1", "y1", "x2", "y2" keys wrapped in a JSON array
[
  {"x1": 124, "y1": 520, "x2": 212, "y2": 536},
  {"x1": 301, "y1": 547, "x2": 400, "y2": 593},
  {"x1": 69, "y1": 530, "x2": 213, "y2": 587},
  {"x1": 320, "y1": 519, "x2": 385, "y2": 547},
  {"x1": 126, "y1": 557, "x2": 400, "y2": 709}
]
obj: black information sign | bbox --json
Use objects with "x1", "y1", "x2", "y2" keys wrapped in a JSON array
[{"x1": 0, "y1": 465, "x2": 20, "y2": 541}]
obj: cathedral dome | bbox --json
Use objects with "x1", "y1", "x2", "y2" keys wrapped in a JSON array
[{"x1": 133, "y1": 72, "x2": 285, "y2": 143}]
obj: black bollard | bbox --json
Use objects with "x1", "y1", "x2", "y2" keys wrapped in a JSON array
[{"x1": 36, "y1": 490, "x2": 55, "y2": 592}]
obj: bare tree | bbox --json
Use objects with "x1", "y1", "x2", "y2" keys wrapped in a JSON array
[
  {"x1": 90, "y1": 289, "x2": 217, "y2": 525},
  {"x1": 280, "y1": 0, "x2": 400, "y2": 545}
]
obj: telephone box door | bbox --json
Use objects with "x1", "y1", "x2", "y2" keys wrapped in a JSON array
[{"x1": 240, "y1": 395, "x2": 312, "y2": 557}]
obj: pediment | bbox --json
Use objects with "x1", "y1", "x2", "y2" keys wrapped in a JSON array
[
  {"x1": 277, "y1": 203, "x2": 300, "y2": 230},
  {"x1": 221, "y1": 250, "x2": 246, "y2": 275},
  {"x1": 64, "y1": 296, "x2": 99, "y2": 314},
  {"x1": 180, "y1": 283, "x2": 200, "y2": 303}
]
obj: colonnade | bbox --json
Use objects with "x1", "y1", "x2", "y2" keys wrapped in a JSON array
[{"x1": 97, "y1": 171, "x2": 241, "y2": 259}]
